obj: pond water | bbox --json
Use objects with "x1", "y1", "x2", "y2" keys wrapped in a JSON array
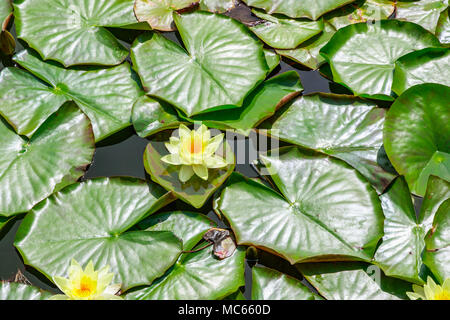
[{"x1": 0, "y1": 3, "x2": 422, "y2": 299}]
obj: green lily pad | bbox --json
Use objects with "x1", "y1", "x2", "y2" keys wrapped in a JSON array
[
  {"x1": 396, "y1": 0, "x2": 448, "y2": 33},
  {"x1": 132, "y1": 96, "x2": 184, "y2": 138},
  {"x1": 0, "y1": 282, "x2": 52, "y2": 300},
  {"x1": 320, "y1": 20, "x2": 440, "y2": 100},
  {"x1": 392, "y1": 47, "x2": 450, "y2": 95},
  {"x1": 268, "y1": 94, "x2": 396, "y2": 193},
  {"x1": 419, "y1": 176, "x2": 450, "y2": 231},
  {"x1": 383, "y1": 84, "x2": 450, "y2": 196},
  {"x1": 126, "y1": 246, "x2": 245, "y2": 300},
  {"x1": 187, "y1": 71, "x2": 303, "y2": 135},
  {"x1": 0, "y1": 103, "x2": 94, "y2": 218},
  {"x1": 263, "y1": 48, "x2": 280, "y2": 72},
  {"x1": 252, "y1": 266, "x2": 321, "y2": 300},
  {"x1": 15, "y1": 177, "x2": 181, "y2": 291},
  {"x1": 14, "y1": 0, "x2": 140, "y2": 66},
  {"x1": 436, "y1": 7, "x2": 450, "y2": 44},
  {"x1": 138, "y1": 211, "x2": 216, "y2": 250},
  {"x1": 423, "y1": 199, "x2": 450, "y2": 283},
  {"x1": 217, "y1": 148, "x2": 384, "y2": 264},
  {"x1": 277, "y1": 22, "x2": 336, "y2": 70},
  {"x1": 199, "y1": 0, "x2": 237, "y2": 13},
  {"x1": 131, "y1": 11, "x2": 268, "y2": 117},
  {"x1": 297, "y1": 262, "x2": 412, "y2": 300},
  {"x1": 0, "y1": 0, "x2": 12, "y2": 25},
  {"x1": 324, "y1": 0, "x2": 395, "y2": 30},
  {"x1": 242, "y1": 0, "x2": 357, "y2": 20},
  {"x1": 134, "y1": 0, "x2": 194, "y2": 31},
  {"x1": 224, "y1": 290, "x2": 246, "y2": 300},
  {"x1": 0, "y1": 49, "x2": 142, "y2": 141},
  {"x1": 249, "y1": 9, "x2": 324, "y2": 50},
  {"x1": 143, "y1": 137, "x2": 235, "y2": 209}
]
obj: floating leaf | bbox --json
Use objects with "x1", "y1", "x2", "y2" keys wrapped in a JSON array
[
  {"x1": 0, "y1": 103, "x2": 94, "y2": 218},
  {"x1": 199, "y1": 0, "x2": 236, "y2": 13},
  {"x1": 252, "y1": 266, "x2": 321, "y2": 300},
  {"x1": 15, "y1": 177, "x2": 181, "y2": 291},
  {"x1": 0, "y1": 282, "x2": 51, "y2": 300},
  {"x1": 383, "y1": 84, "x2": 450, "y2": 196},
  {"x1": 392, "y1": 47, "x2": 450, "y2": 95},
  {"x1": 126, "y1": 247, "x2": 246, "y2": 299},
  {"x1": 134, "y1": 0, "x2": 194, "y2": 31},
  {"x1": 269, "y1": 94, "x2": 396, "y2": 193},
  {"x1": 419, "y1": 176, "x2": 450, "y2": 231},
  {"x1": 249, "y1": 9, "x2": 324, "y2": 49},
  {"x1": 320, "y1": 20, "x2": 440, "y2": 100},
  {"x1": 395, "y1": 0, "x2": 448, "y2": 33},
  {"x1": 223, "y1": 290, "x2": 245, "y2": 300},
  {"x1": 14, "y1": 0, "x2": 140, "y2": 66},
  {"x1": 217, "y1": 148, "x2": 384, "y2": 264},
  {"x1": 0, "y1": 0, "x2": 12, "y2": 24},
  {"x1": 423, "y1": 199, "x2": 450, "y2": 283},
  {"x1": 242, "y1": 0, "x2": 357, "y2": 20},
  {"x1": 144, "y1": 137, "x2": 235, "y2": 208},
  {"x1": 436, "y1": 7, "x2": 450, "y2": 44},
  {"x1": 138, "y1": 211, "x2": 216, "y2": 250},
  {"x1": 0, "y1": 49, "x2": 142, "y2": 141},
  {"x1": 263, "y1": 48, "x2": 280, "y2": 72}
]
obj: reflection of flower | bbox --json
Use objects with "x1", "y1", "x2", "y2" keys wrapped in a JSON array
[
  {"x1": 407, "y1": 277, "x2": 450, "y2": 300},
  {"x1": 50, "y1": 259, "x2": 122, "y2": 300},
  {"x1": 161, "y1": 124, "x2": 227, "y2": 182}
]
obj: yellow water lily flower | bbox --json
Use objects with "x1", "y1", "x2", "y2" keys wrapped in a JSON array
[
  {"x1": 407, "y1": 277, "x2": 450, "y2": 300},
  {"x1": 50, "y1": 259, "x2": 122, "y2": 300},
  {"x1": 161, "y1": 124, "x2": 228, "y2": 182}
]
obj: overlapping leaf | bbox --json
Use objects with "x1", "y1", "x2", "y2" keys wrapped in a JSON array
[
  {"x1": 0, "y1": 49, "x2": 142, "y2": 141},
  {"x1": 14, "y1": 177, "x2": 181, "y2": 291},
  {"x1": 0, "y1": 103, "x2": 94, "y2": 218},
  {"x1": 14, "y1": 0, "x2": 141, "y2": 66},
  {"x1": 131, "y1": 11, "x2": 268, "y2": 116},
  {"x1": 199, "y1": 0, "x2": 236, "y2": 13},
  {"x1": 0, "y1": 282, "x2": 51, "y2": 300},
  {"x1": 396, "y1": 0, "x2": 448, "y2": 33},
  {"x1": 134, "y1": 0, "x2": 194, "y2": 31},
  {"x1": 218, "y1": 148, "x2": 384, "y2": 264},
  {"x1": 384, "y1": 84, "x2": 450, "y2": 196},
  {"x1": 436, "y1": 7, "x2": 450, "y2": 44}
]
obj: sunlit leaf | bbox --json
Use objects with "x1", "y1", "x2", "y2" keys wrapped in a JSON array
[
  {"x1": 134, "y1": 0, "x2": 194, "y2": 31},
  {"x1": 396, "y1": 0, "x2": 448, "y2": 33},
  {"x1": 436, "y1": 7, "x2": 450, "y2": 44},
  {"x1": 0, "y1": 282, "x2": 51, "y2": 300},
  {"x1": 199, "y1": 0, "x2": 236, "y2": 13}
]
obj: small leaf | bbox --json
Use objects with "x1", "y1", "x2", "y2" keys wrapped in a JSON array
[
  {"x1": 199, "y1": 0, "x2": 237, "y2": 13},
  {"x1": 395, "y1": 0, "x2": 448, "y2": 33},
  {"x1": 134, "y1": 0, "x2": 194, "y2": 31},
  {"x1": 0, "y1": 282, "x2": 52, "y2": 300}
]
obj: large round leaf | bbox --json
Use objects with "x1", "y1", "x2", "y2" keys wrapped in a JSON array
[
  {"x1": 392, "y1": 47, "x2": 450, "y2": 95},
  {"x1": 384, "y1": 84, "x2": 450, "y2": 196},
  {"x1": 131, "y1": 11, "x2": 268, "y2": 116},
  {"x1": 269, "y1": 94, "x2": 396, "y2": 193},
  {"x1": 126, "y1": 247, "x2": 246, "y2": 300},
  {"x1": 199, "y1": 0, "x2": 236, "y2": 13},
  {"x1": 423, "y1": 199, "x2": 450, "y2": 283},
  {"x1": 395, "y1": 0, "x2": 448, "y2": 33},
  {"x1": 217, "y1": 148, "x2": 384, "y2": 264},
  {"x1": 0, "y1": 282, "x2": 51, "y2": 300},
  {"x1": 252, "y1": 266, "x2": 321, "y2": 300},
  {"x1": 13, "y1": 0, "x2": 140, "y2": 66},
  {"x1": 419, "y1": 176, "x2": 450, "y2": 231},
  {"x1": 144, "y1": 137, "x2": 235, "y2": 208},
  {"x1": 436, "y1": 7, "x2": 450, "y2": 44},
  {"x1": 134, "y1": 0, "x2": 193, "y2": 31},
  {"x1": 14, "y1": 177, "x2": 182, "y2": 291},
  {"x1": 320, "y1": 20, "x2": 440, "y2": 100},
  {"x1": 242, "y1": 0, "x2": 357, "y2": 20},
  {"x1": 0, "y1": 49, "x2": 142, "y2": 141},
  {"x1": 249, "y1": 9, "x2": 324, "y2": 50},
  {"x1": 0, "y1": 103, "x2": 94, "y2": 218}
]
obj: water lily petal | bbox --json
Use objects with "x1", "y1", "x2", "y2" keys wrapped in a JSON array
[
  {"x1": 443, "y1": 278, "x2": 450, "y2": 292},
  {"x1": 197, "y1": 124, "x2": 211, "y2": 141},
  {"x1": 103, "y1": 283, "x2": 122, "y2": 296},
  {"x1": 178, "y1": 124, "x2": 191, "y2": 138},
  {"x1": 205, "y1": 155, "x2": 228, "y2": 168},
  {"x1": 193, "y1": 164, "x2": 209, "y2": 180},
  {"x1": 161, "y1": 154, "x2": 183, "y2": 165},
  {"x1": 406, "y1": 291, "x2": 424, "y2": 300},
  {"x1": 205, "y1": 134, "x2": 224, "y2": 155},
  {"x1": 53, "y1": 276, "x2": 72, "y2": 296},
  {"x1": 97, "y1": 272, "x2": 114, "y2": 294},
  {"x1": 165, "y1": 141, "x2": 179, "y2": 155},
  {"x1": 49, "y1": 294, "x2": 70, "y2": 300},
  {"x1": 179, "y1": 165, "x2": 195, "y2": 183}
]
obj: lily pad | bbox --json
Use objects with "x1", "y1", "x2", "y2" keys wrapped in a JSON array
[
  {"x1": 0, "y1": 103, "x2": 94, "y2": 218},
  {"x1": 0, "y1": 49, "x2": 142, "y2": 141},
  {"x1": 15, "y1": 177, "x2": 181, "y2": 291},
  {"x1": 276, "y1": 22, "x2": 336, "y2": 70},
  {"x1": 199, "y1": 0, "x2": 236, "y2": 13},
  {"x1": 423, "y1": 199, "x2": 450, "y2": 283},
  {"x1": 263, "y1": 48, "x2": 280, "y2": 72},
  {"x1": 14, "y1": 0, "x2": 140, "y2": 66},
  {"x1": 132, "y1": 96, "x2": 184, "y2": 138},
  {"x1": 242, "y1": 0, "x2": 357, "y2": 20},
  {"x1": 138, "y1": 211, "x2": 216, "y2": 250},
  {"x1": 392, "y1": 47, "x2": 450, "y2": 95},
  {"x1": 134, "y1": 0, "x2": 194, "y2": 31},
  {"x1": 249, "y1": 9, "x2": 324, "y2": 50},
  {"x1": 187, "y1": 71, "x2": 303, "y2": 135},
  {"x1": 252, "y1": 266, "x2": 321, "y2": 300},
  {"x1": 396, "y1": 0, "x2": 448, "y2": 33},
  {"x1": 268, "y1": 94, "x2": 396, "y2": 193},
  {"x1": 0, "y1": 282, "x2": 52, "y2": 300},
  {"x1": 0, "y1": 0, "x2": 11, "y2": 24},
  {"x1": 383, "y1": 83, "x2": 450, "y2": 196},
  {"x1": 144, "y1": 137, "x2": 235, "y2": 208},
  {"x1": 320, "y1": 20, "x2": 440, "y2": 100},
  {"x1": 436, "y1": 7, "x2": 450, "y2": 44},
  {"x1": 126, "y1": 246, "x2": 246, "y2": 300},
  {"x1": 419, "y1": 175, "x2": 450, "y2": 231},
  {"x1": 217, "y1": 148, "x2": 384, "y2": 264},
  {"x1": 131, "y1": 11, "x2": 268, "y2": 117}
]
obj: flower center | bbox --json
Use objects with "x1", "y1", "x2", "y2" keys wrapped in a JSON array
[
  {"x1": 73, "y1": 275, "x2": 97, "y2": 298},
  {"x1": 435, "y1": 291, "x2": 450, "y2": 300},
  {"x1": 184, "y1": 134, "x2": 205, "y2": 154}
]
